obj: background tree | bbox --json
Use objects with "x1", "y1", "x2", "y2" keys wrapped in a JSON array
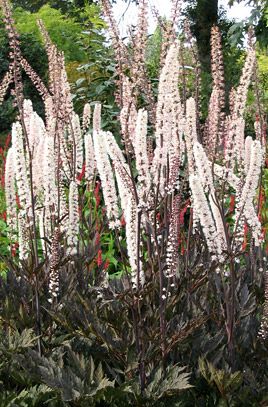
[
  {"x1": 0, "y1": 2, "x2": 108, "y2": 139},
  {"x1": 11, "y1": 0, "x2": 94, "y2": 13},
  {"x1": 187, "y1": 0, "x2": 219, "y2": 71}
]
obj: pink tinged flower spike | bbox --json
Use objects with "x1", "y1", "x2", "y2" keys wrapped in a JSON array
[
  {"x1": 59, "y1": 176, "x2": 68, "y2": 232},
  {"x1": 5, "y1": 147, "x2": 17, "y2": 241},
  {"x1": 103, "y1": 130, "x2": 134, "y2": 198},
  {"x1": 234, "y1": 139, "x2": 263, "y2": 246},
  {"x1": 225, "y1": 46, "x2": 255, "y2": 170},
  {"x1": 152, "y1": 42, "x2": 182, "y2": 190},
  {"x1": 18, "y1": 212, "x2": 29, "y2": 261},
  {"x1": 43, "y1": 136, "x2": 57, "y2": 235},
  {"x1": 193, "y1": 142, "x2": 214, "y2": 193},
  {"x1": 20, "y1": 57, "x2": 50, "y2": 101},
  {"x1": 166, "y1": 126, "x2": 182, "y2": 195},
  {"x1": 103, "y1": 132, "x2": 142, "y2": 292},
  {"x1": 125, "y1": 195, "x2": 145, "y2": 287},
  {"x1": 233, "y1": 117, "x2": 245, "y2": 168},
  {"x1": 244, "y1": 136, "x2": 253, "y2": 175},
  {"x1": 193, "y1": 142, "x2": 227, "y2": 252},
  {"x1": 224, "y1": 116, "x2": 245, "y2": 174},
  {"x1": 254, "y1": 119, "x2": 262, "y2": 144},
  {"x1": 29, "y1": 111, "x2": 46, "y2": 154},
  {"x1": 12, "y1": 122, "x2": 32, "y2": 218},
  {"x1": 82, "y1": 103, "x2": 91, "y2": 133},
  {"x1": 23, "y1": 99, "x2": 34, "y2": 137},
  {"x1": 103, "y1": 131, "x2": 135, "y2": 227},
  {"x1": 210, "y1": 26, "x2": 225, "y2": 112},
  {"x1": 104, "y1": 131, "x2": 128, "y2": 170},
  {"x1": 30, "y1": 113, "x2": 47, "y2": 197},
  {"x1": 166, "y1": 195, "x2": 180, "y2": 278},
  {"x1": 185, "y1": 97, "x2": 198, "y2": 175},
  {"x1": 60, "y1": 58, "x2": 75, "y2": 124},
  {"x1": 133, "y1": 109, "x2": 151, "y2": 194},
  {"x1": 48, "y1": 227, "x2": 60, "y2": 303},
  {"x1": 72, "y1": 113, "x2": 83, "y2": 179},
  {"x1": 119, "y1": 75, "x2": 137, "y2": 153},
  {"x1": 32, "y1": 136, "x2": 46, "y2": 198},
  {"x1": 0, "y1": 68, "x2": 13, "y2": 106},
  {"x1": 233, "y1": 47, "x2": 256, "y2": 118},
  {"x1": 84, "y1": 132, "x2": 96, "y2": 183},
  {"x1": 44, "y1": 96, "x2": 56, "y2": 137},
  {"x1": 189, "y1": 174, "x2": 223, "y2": 259},
  {"x1": 205, "y1": 87, "x2": 221, "y2": 159},
  {"x1": 92, "y1": 130, "x2": 119, "y2": 227},
  {"x1": 67, "y1": 180, "x2": 79, "y2": 256},
  {"x1": 38, "y1": 209, "x2": 46, "y2": 255},
  {"x1": 101, "y1": 0, "x2": 129, "y2": 107},
  {"x1": 132, "y1": 0, "x2": 148, "y2": 90},
  {"x1": 213, "y1": 164, "x2": 239, "y2": 190},
  {"x1": 93, "y1": 103, "x2": 102, "y2": 134}
]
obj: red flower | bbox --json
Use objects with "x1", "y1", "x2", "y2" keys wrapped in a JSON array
[
  {"x1": 229, "y1": 194, "x2": 235, "y2": 213},
  {"x1": 11, "y1": 242, "x2": 19, "y2": 257},
  {"x1": 97, "y1": 249, "x2": 102, "y2": 267},
  {"x1": 77, "y1": 162, "x2": 86, "y2": 182},
  {"x1": 16, "y1": 193, "x2": 21, "y2": 209},
  {"x1": 1, "y1": 211, "x2": 7, "y2": 222},
  {"x1": 120, "y1": 215, "x2": 126, "y2": 227},
  {"x1": 5, "y1": 134, "x2": 11, "y2": 149},
  {"x1": 242, "y1": 223, "x2": 249, "y2": 251},
  {"x1": 95, "y1": 232, "x2": 100, "y2": 246},
  {"x1": 179, "y1": 199, "x2": 190, "y2": 225},
  {"x1": 1, "y1": 173, "x2": 4, "y2": 188}
]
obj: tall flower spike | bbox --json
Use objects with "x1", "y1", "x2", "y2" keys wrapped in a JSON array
[
  {"x1": 32, "y1": 136, "x2": 45, "y2": 198},
  {"x1": 84, "y1": 132, "x2": 96, "y2": 183},
  {"x1": 48, "y1": 227, "x2": 61, "y2": 304},
  {"x1": 152, "y1": 42, "x2": 181, "y2": 189},
  {"x1": 18, "y1": 212, "x2": 29, "y2": 261},
  {"x1": 93, "y1": 131, "x2": 119, "y2": 227},
  {"x1": 82, "y1": 103, "x2": 91, "y2": 133},
  {"x1": 132, "y1": 0, "x2": 148, "y2": 92},
  {"x1": 193, "y1": 142, "x2": 227, "y2": 253},
  {"x1": 125, "y1": 193, "x2": 144, "y2": 287},
  {"x1": 5, "y1": 147, "x2": 17, "y2": 241},
  {"x1": 72, "y1": 113, "x2": 83, "y2": 179},
  {"x1": 67, "y1": 181, "x2": 79, "y2": 256},
  {"x1": 93, "y1": 103, "x2": 102, "y2": 133},
  {"x1": 185, "y1": 97, "x2": 198, "y2": 175},
  {"x1": 189, "y1": 174, "x2": 223, "y2": 259},
  {"x1": 0, "y1": 68, "x2": 13, "y2": 105},
  {"x1": 210, "y1": 26, "x2": 225, "y2": 112},
  {"x1": 29, "y1": 110, "x2": 46, "y2": 153},
  {"x1": 205, "y1": 87, "x2": 221, "y2": 159},
  {"x1": 12, "y1": 122, "x2": 31, "y2": 218},
  {"x1": 103, "y1": 132, "x2": 142, "y2": 284},
  {"x1": 101, "y1": 0, "x2": 129, "y2": 107},
  {"x1": 234, "y1": 139, "x2": 262, "y2": 246},
  {"x1": 20, "y1": 57, "x2": 49, "y2": 100},
  {"x1": 134, "y1": 109, "x2": 150, "y2": 197},
  {"x1": 166, "y1": 195, "x2": 180, "y2": 278},
  {"x1": 119, "y1": 76, "x2": 137, "y2": 153},
  {"x1": 43, "y1": 136, "x2": 57, "y2": 236},
  {"x1": 233, "y1": 47, "x2": 256, "y2": 118}
]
